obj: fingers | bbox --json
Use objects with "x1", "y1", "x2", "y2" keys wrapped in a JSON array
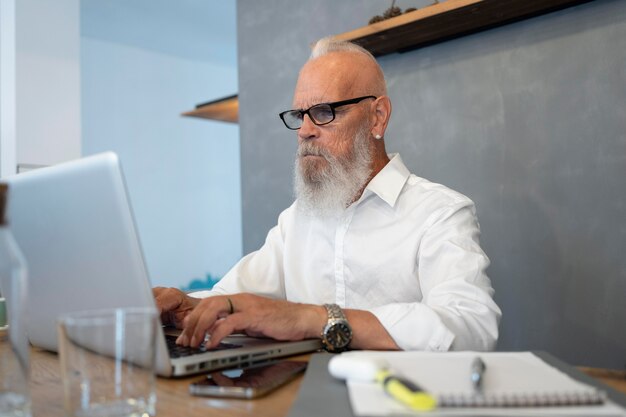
[
  {"x1": 153, "y1": 287, "x2": 199, "y2": 328},
  {"x1": 152, "y1": 287, "x2": 167, "y2": 313},
  {"x1": 177, "y1": 296, "x2": 235, "y2": 347},
  {"x1": 153, "y1": 287, "x2": 184, "y2": 313},
  {"x1": 174, "y1": 294, "x2": 321, "y2": 349},
  {"x1": 217, "y1": 297, "x2": 235, "y2": 319},
  {"x1": 204, "y1": 314, "x2": 247, "y2": 348}
]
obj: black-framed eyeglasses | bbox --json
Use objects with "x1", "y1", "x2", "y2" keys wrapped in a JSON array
[{"x1": 278, "y1": 95, "x2": 377, "y2": 130}]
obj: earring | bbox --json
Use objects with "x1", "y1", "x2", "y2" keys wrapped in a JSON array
[{"x1": 374, "y1": 134, "x2": 382, "y2": 140}]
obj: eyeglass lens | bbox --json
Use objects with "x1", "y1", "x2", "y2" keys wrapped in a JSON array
[
  {"x1": 282, "y1": 104, "x2": 334, "y2": 129},
  {"x1": 308, "y1": 104, "x2": 334, "y2": 125},
  {"x1": 279, "y1": 96, "x2": 376, "y2": 130}
]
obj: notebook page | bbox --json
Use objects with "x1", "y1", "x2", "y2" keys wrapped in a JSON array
[{"x1": 342, "y1": 351, "x2": 626, "y2": 416}]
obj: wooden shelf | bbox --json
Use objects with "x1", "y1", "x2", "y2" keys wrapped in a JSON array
[
  {"x1": 182, "y1": 94, "x2": 238, "y2": 123},
  {"x1": 334, "y1": 0, "x2": 594, "y2": 57},
  {"x1": 183, "y1": 0, "x2": 592, "y2": 123}
]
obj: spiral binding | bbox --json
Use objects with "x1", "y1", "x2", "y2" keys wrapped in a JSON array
[{"x1": 438, "y1": 389, "x2": 607, "y2": 408}]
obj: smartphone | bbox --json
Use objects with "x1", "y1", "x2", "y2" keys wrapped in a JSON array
[{"x1": 189, "y1": 360, "x2": 307, "y2": 399}]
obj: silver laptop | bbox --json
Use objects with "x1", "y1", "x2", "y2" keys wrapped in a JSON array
[{"x1": 4, "y1": 152, "x2": 320, "y2": 377}]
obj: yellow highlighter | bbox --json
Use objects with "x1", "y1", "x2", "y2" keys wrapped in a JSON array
[
  {"x1": 329, "y1": 354, "x2": 437, "y2": 412},
  {"x1": 375, "y1": 369, "x2": 437, "y2": 411}
]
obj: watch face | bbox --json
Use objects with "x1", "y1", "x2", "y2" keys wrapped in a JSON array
[{"x1": 327, "y1": 322, "x2": 352, "y2": 349}]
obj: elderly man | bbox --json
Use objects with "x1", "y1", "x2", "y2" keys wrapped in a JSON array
[{"x1": 154, "y1": 38, "x2": 501, "y2": 353}]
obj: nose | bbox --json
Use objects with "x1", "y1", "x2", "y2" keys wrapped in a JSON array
[{"x1": 297, "y1": 113, "x2": 320, "y2": 142}]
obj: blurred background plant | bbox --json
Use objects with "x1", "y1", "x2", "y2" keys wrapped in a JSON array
[
  {"x1": 369, "y1": 0, "x2": 437, "y2": 24},
  {"x1": 181, "y1": 273, "x2": 222, "y2": 291}
]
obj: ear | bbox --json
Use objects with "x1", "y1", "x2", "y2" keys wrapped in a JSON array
[{"x1": 369, "y1": 96, "x2": 392, "y2": 139}]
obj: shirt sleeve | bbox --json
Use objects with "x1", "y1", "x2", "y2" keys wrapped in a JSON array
[
  {"x1": 191, "y1": 212, "x2": 288, "y2": 300},
  {"x1": 370, "y1": 201, "x2": 501, "y2": 352}
]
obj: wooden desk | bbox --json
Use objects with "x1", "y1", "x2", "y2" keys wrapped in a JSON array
[
  {"x1": 29, "y1": 348, "x2": 626, "y2": 417},
  {"x1": 30, "y1": 348, "x2": 309, "y2": 417},
  {"x1": 578, "y1": 366, "x2": 626, "y2": 396}
]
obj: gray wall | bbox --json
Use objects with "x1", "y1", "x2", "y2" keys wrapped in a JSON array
[{"x1": 237, "y1": 0, "x2": 626, "y2": 368}]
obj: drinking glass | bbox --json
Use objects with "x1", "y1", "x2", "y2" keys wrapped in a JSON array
[{"x1": 58, "y1": 307, "x2": 157, "y2": 417}]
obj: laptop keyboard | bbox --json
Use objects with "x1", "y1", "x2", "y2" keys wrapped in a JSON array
[{"x1": 165, "y1": 335, "x2": 242, "y2": 358}]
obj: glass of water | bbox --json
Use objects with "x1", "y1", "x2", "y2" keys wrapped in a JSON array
[
  {"x1": 58, "y1": 307, "x2": 158, "y2": 417},
  {"x1": 0, "y1": 184, "x2": 31, "y2": 417}
]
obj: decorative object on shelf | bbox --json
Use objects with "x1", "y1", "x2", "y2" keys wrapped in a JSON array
[
  {"x1": 342, "y1": 0, "x2": 594, "y2": 57},
  {"x1": 368, "y1": 0, "x2": 420, "y2": 24}
]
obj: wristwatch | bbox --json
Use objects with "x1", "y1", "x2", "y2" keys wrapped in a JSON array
[{"x1": 321, "y1": 303, "x2": 352, "y2": 352}]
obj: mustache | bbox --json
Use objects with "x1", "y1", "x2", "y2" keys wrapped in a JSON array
[{"x1": 297, "y1": 142, "x2": 333, "y2": 160}]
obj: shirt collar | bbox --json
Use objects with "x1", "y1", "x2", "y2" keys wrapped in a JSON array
[{"x1": 363, "y1": 153, "x2": 410, "y2": 208}]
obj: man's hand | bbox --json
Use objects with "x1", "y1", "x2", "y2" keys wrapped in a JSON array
[
  {"x1": 152, "y1": 287, "x2": 200, "y2": 329},
  {"x1": 175, "y1": 293, "x2": 326, "y2": 348},
  {"x1": 153, "y1": 288, "x2": 400, "y2": 350}
]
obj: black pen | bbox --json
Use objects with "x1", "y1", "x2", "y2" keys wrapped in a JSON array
[{"x1": 470, "y1": 357, "x2": 486, "y2": 395}]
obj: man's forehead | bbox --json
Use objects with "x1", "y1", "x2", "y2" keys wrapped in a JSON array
[
  {"x1": 293, "y1": 56, "x2": 360, "y2": 108},
  {"x1": 292, "y1": 93, "x2": 339, "y2": 109},
  {"x1": 292, "y1": 51, "x2": 378, "y2": 108},
  {"x1": 292, "y1": 87, "x2": 345, "y2": 109}
]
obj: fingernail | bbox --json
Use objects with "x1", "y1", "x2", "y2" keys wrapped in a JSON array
[{"x1": 190, "y1": 335, "x2": 197, "y2": 346}]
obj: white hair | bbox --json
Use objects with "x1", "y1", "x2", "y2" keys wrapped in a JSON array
[{"x1": 310, "y1": 36, "x2": 377, "y2": 61}]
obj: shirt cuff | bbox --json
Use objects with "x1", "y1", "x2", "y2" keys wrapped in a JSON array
[
  {"x1": 369, "y1": 303, "x2": 455, "y2": 351},
  {"x1": 188, "y1": 290, "x2": 212, "y2": 298}
]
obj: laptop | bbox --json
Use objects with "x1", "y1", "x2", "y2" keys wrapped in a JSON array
[{"x1": 4, "y1": 152, "x2": 321, "y2": 377}]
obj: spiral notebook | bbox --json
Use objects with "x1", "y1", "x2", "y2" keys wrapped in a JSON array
[{"x1": 345, "y1": 351, "x2": 624, "y2": 416}]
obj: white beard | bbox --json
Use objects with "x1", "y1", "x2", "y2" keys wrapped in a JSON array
[{"x1": 293, "y1": 126, "x2": 373, "y2": 218}]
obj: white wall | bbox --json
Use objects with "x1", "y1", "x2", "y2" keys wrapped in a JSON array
[
  {"x1": 16, "y1": 0, "x2": 81, "y2": 167},
  {"x1": 2, "y1": 0, "x2": 242, "y2": 289},
  {"x1": 0, "y1": 0, "x2": 17, "y2": 177},
  {"x1": 0, "y1": 0, "x2": 81, "y2": 176},
  {"x1": 81, "y1": 37, "x2": 242, "y2": 288}
]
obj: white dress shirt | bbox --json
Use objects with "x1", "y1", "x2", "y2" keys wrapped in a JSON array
[{"x1": 194, "y1": 154, "x2": 501, "y2": 351}]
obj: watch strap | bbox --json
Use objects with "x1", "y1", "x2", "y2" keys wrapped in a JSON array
[
  {"x1": 324, "y1": 303, "x2": 347, "y2": 321},
  {"x1": 321, "y1": 303, "x2": 352, "y2": 352}
]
